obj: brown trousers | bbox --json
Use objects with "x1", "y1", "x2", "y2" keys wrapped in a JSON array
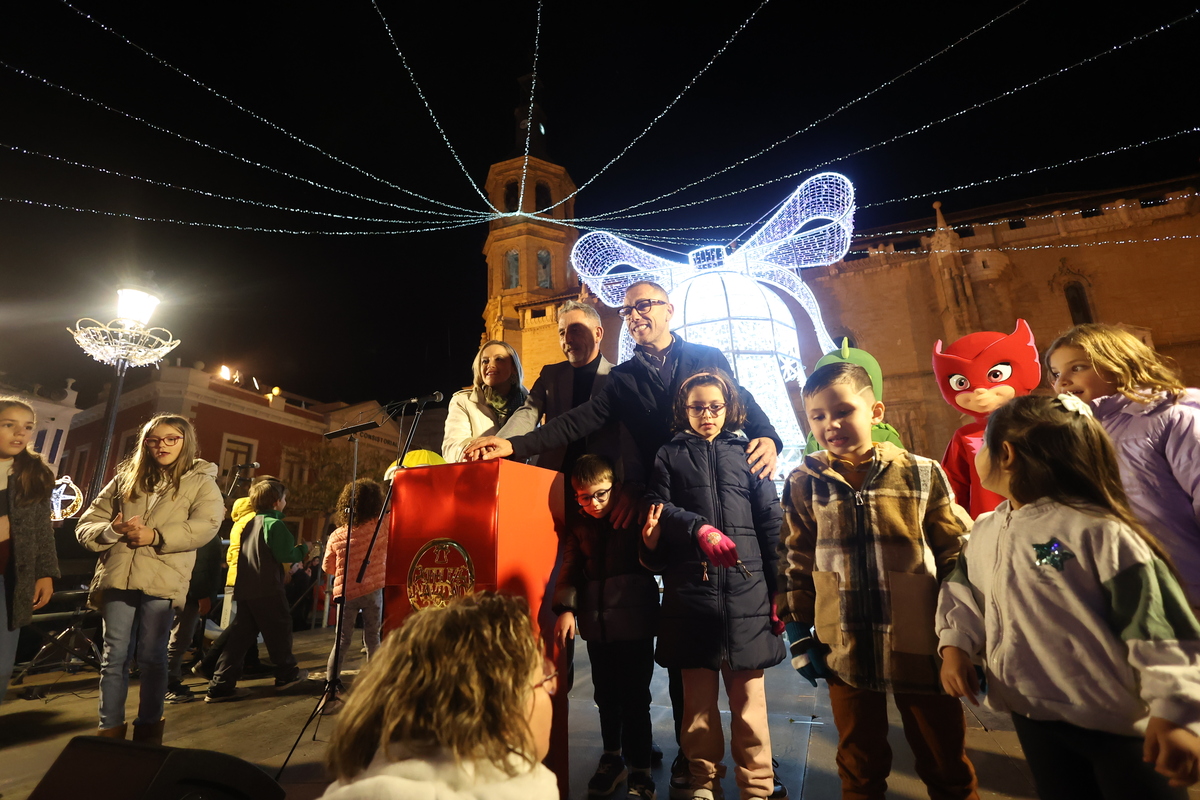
[
  {"x1": 682, "y1": 665, "x2": 774, "y2": 798},
  {"x1": 826, "y1": 677, "x2": 979, "y2": 800}
]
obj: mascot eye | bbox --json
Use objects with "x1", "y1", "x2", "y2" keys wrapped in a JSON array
[
  {"x1": 949, "y1": 374, "x2": 970, "y2": 391},
  {"x1": 987, "y1": 363, "x2": 1013, "y2": 383}
]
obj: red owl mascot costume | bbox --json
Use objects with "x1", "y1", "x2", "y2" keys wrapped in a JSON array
[{"x1": 932, "y1": 319, "x2": 1041, "y2": 517}]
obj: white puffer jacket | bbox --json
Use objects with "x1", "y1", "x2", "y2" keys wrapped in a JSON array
[
  {"x1": 318, "y1": 748, "x2": 559, "y2": 800},
  {"x1": 77, "y1": 459, "x2": 224, "y2": 609}
]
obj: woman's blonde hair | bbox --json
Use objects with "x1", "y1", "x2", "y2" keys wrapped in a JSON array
[
  {"x1": 472, "y1": 339, "x2": 525, "y2": 404},
  {"x1": 1047, "y1": 324, "x2": 1186, "y2": 404},
  {"x1": 115, "y1": 414, "x2": 200, "y2": 501},
  {"x1": 325, "y1": 592, "x2": 543, "y2": 782}
]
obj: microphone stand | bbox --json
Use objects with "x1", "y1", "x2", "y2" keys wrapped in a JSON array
[
  {"x1": 354, "y1": 397, "x2": 429, "y2": 585},
  {"x1": 277, "y1": 418, "x2": 378, "y2": 776}
]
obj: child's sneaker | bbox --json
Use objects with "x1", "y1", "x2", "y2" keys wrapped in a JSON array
[
  {"x1": 668, "y1": 753, "x2": 691, "y2": 799},
  {"x1": 588, "y1": 753, "x2": 628, "y2": 796},
  {"x1": 164, "y1": 683, "x2": 195, "y2": 704},
  {"x1": 627, "y1": 771, "x2": 656, "y2": 799}
]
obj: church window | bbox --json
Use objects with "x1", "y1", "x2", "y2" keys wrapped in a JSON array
[
  {"x1": 537, "y1": 250, "x2": 552, "y2": 288},
  {"x1": 535, "y1": 182, "x2": 552, "y2": 213},
  {"x1": 1064, "y1": 281, "x2": 1094, "y2": 325},
  {"x1": 505, "y1": 250, "x2": 520, "y2": 289},
  {"x1": 504, "y1": 181, "x2": 519, "y2": 213}
]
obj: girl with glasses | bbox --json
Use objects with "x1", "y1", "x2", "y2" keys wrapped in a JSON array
[
  {"x1": 642, "y1": 369, "x2": 786, "y2": 800},
  {"x1": 320, "y1": 592, "x2": 559, "y2": 800},
  {"x1": 76, "y1": 413, "x2": 224, "y2": 744}
]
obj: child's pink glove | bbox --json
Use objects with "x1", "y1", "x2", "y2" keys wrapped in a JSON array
[
  {"x1": 696, "y1": 524, "x2": 738, "y2": 568},
  {"x1": 770, "y1": 597, "x2": 785, "y2": 636}
]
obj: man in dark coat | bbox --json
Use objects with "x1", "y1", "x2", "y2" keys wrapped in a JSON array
[{"x1": 465, "y1": 280, "x2": 782, "y2": 526}]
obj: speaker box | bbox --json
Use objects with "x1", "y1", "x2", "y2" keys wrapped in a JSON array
[{"x1": 29, "y1": 736, "x2": 287, "y2": 800}]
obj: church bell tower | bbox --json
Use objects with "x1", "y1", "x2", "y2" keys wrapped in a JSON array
[{"x1": 481, "y1": 79, "x2": 580, "y2": 383}]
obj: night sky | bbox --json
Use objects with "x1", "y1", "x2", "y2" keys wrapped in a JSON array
[{"x1": 1, "y1": 1, "x2": 1196, "y2": 409}]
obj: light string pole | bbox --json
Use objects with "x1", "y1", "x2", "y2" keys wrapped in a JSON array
[{"x1": 69, "y1": 282, "x2": 180, "y2": 503}]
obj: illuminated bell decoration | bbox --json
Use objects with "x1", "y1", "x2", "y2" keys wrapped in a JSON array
[{"x1": 571, "y1": 172, "x2": 855, "y2": 480}]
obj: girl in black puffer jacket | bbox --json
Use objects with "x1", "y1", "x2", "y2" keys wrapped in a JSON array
[{"x1": 643, "y1": 369, "x2": 784, "y2": 800}]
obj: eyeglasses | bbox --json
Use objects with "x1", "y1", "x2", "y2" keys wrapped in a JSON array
[
  {"x1": 685, "y1": 403, "x2": 727, "y2": 417},
  {"x1": 616, "y1": 299, "x2": 668, "y2": 317},
  {"x1": 575, "y1": 487, "x2": 612, "y2": 506},
  {"x1": 144, "y1": 435, "x2": 183, "y2": 448},
  {"x1": 532, "y1": 660, "x2": 558, "y2": 696}
]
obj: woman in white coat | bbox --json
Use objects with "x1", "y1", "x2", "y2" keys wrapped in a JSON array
[
  {"x1": 76, "y1": 414, "x2": 224, "y2": 743},
  {"x1": 442, "y1": 339, "x2": 527, "y2": 462}
]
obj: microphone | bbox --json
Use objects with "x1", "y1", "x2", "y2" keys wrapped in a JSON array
[
  {"x1": 235, "y1": 461, "x2": 260, "y2": 469},
  {"x1": 403, "y1": 391, "x2": 443, "y2": 405}
]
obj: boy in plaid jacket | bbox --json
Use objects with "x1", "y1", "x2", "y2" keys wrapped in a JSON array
[{"x1": 777, "y1": 362, "x2": 978, "y2": 800}]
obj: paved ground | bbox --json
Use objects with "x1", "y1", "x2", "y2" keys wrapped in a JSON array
[{"x1": 2, "y1": 625, "x2": 1195, "y2": 799}]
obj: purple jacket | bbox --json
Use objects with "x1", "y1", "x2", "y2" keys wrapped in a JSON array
[{"x1": 1092, "y1": 389, "x2": 1200, "y2": 604}]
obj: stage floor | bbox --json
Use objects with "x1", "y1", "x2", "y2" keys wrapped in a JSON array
[{"x1": 3, "y1": 624, "x2": 1189, "y2": 799}]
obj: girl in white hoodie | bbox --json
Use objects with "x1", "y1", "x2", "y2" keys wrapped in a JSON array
[
  {"x1": 319, "y1": 592, "x2": 558, "y2": 800},
  {"x1": 937, "y1": 394, "x2": 1200, "y2": 799}
]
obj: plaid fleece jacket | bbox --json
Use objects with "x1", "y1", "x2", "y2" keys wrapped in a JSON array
[{"x1": 777, "y1": 443, "x2": 970, "y2": 693}]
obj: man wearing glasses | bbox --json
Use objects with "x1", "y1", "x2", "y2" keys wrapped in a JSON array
[{"x1": 466, "y1": 280, "x2": 780, "y2": 503}]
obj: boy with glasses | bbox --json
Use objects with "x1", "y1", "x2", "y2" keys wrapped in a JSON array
[{"x1": 553, "y1": 454, "x2": 660, "y2": 799}]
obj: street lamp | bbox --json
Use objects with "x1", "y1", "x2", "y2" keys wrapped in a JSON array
[{"x1": 69, "y1": 283, "x2": 181, "y2": 503}]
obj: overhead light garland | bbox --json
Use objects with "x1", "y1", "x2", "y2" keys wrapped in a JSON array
[
  {"x1": 59, "y1": 0, "x2": 481, "y2": 216},
  {"x1": 516, "y1": 0, "x2": 544, "y2": 214}
]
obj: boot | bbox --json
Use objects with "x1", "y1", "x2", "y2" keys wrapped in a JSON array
[
  {"x1": 132, "y1": 718, "x2": 165, "y2": 745},
  {"x1": 96, "y1": 723, "x2": 127, "y2": 739}
]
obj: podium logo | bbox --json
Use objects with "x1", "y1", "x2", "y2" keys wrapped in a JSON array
[{"x1": 407, "y1": 538, "x2": 476, "y2": 610}]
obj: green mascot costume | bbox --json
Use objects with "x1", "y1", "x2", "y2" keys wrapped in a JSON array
[{"x1": 803, "y1": 339, "x2": 905, "y2": 455}]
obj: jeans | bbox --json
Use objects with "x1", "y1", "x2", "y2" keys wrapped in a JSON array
[
  {"x1": 326, "y1": 590, "x2": 382, "y2": 679},
  {"x1": 98, "y1": 589, "x2": 174, "y2": 729},
  {"x1": 0, "y1": 574, "x2": 21, "y2": 705}
]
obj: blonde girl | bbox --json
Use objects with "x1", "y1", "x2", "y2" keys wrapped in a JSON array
[
  {"x1": 319, "y1": 592, "x2": 558, "y2": 800},
  {"x1": 76, "y1": 413, "x2": 223, "y2": 743},
  {"x1": 0, "y1": 397, "x2": 58, "y2": 703},
  {"x1": 1046, "y1": 324, "x2": 1200, "y2": 607},
  {"x1": 938, "y1": 394, "x2": 1200, "y2": 799}
]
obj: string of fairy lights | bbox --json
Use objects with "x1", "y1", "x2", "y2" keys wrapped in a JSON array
[
  {"x1": 58, "y1": 0, "x2": 481, "y2": 216},
  {"x1": 571, "y1": 7, "x2": 1200, "y2": 225},
  {"x1": 1, "y1": 3, "x2": 1196, "y2": 249}
]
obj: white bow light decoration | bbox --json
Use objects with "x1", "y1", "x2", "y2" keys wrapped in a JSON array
[{"x1": 571, "y1": 171, "x2": 856, "y2": 479}]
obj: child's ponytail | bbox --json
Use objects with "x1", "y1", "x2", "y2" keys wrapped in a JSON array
[{"x1": 984, "y1": 394, "x2": 1177, "y2": 572}]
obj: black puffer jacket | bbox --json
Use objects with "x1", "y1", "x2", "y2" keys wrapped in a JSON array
[
  {"x1": 645, "y1": 431, "x2": 785, "y2": 671},
  {"x1": 552, "y1": 511, "x2": 659, "y2": 643}
]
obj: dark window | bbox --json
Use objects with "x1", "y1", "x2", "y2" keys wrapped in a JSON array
[
  {"x1": 505, "y1": 250, "x2": 520, "y2": 289},
  {"x1": 1080, "y1": 208, "x2": 1103, "y2": 218},
  {"x1": 531, "y1": 308, "x2": 546, "y2": 319},
  {"x1": 1064, "y1": 281, "x2": 1094, "y2": 325},
  {"x1": 895, "y1": 239, "x2": 921, "y2": 251},
  {"x1": 954, "y1": 225, "x2": 975, "y2": 237},
  {"x1": 504, "y1": 181, "x2": 519, "y2": 213},
  {"x1": 535, "y1": 182, "x2": 552, "y2": 212},
  {"x1": 1007, "y1": 218, "x2": 1026, "y2": 230},
  {"x1": 536, "y1": 250, "x2": 551, "y2": 288},
  {"x1": 1140, "y1": 196, "x2": 1167, "y2": 208}
]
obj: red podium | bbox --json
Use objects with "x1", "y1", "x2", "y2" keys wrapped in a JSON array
[{"x1": 383, "y1": 459, "x2": 570, "y2": 796}]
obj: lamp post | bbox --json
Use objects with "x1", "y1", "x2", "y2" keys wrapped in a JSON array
[{"x1": 69, "y1": 284, "x2": 181, "y2": 504}]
